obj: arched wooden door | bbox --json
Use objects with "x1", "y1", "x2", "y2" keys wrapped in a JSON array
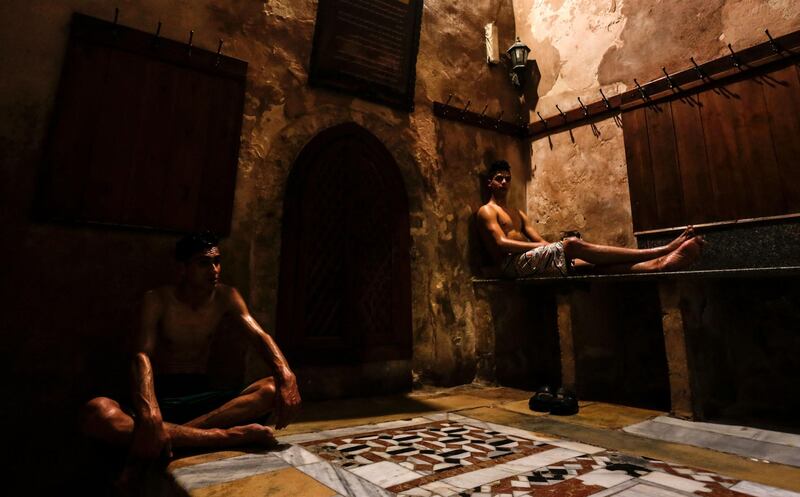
[{"x1": 277, "y1": 123, "x2": 411, "y2": 367}]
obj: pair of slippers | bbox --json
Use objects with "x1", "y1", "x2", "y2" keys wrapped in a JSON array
[{"x1": 528, "y1": 385, "x2": 579, "y2": 415}]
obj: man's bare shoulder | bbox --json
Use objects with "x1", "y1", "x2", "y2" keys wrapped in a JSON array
[
  {"x1": 214, "y1": 283, "x2": 238, "y2": 300},
  {"x1": 143, "y1": 286, "x2": 172, "y2": 306},
  {"x1": 477, "y1": 203, "x2": 500, "y2": 220},
  {"x1": 214, "y1": 284, "x2": 247, "y2": 311}
]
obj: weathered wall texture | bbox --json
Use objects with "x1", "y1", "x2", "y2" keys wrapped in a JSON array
[
  {"x1": 0, "y1": 0, "x2": 529, "y2": 422},
  {"x1": 1, "y1": 0, "x2": 527, "y2": 490},
  {"x1": 513, "y1": 0, "x2": 800, "y2": 244},
  {"x1": 511, "y1": 0, "x2": 800, "y2": 429}
]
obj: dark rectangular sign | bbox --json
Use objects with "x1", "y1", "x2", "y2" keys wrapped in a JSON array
[{"x1": 309, "y1": 0, "x2": 423, "y2": 111}]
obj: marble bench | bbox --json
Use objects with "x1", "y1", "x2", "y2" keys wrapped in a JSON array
[{"x1": 472, "y1": 266, "x2": 800, "y2": 420}]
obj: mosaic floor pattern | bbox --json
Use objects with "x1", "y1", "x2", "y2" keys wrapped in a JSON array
[{"x1": 169, "y1": 413, "x2": 800, "y2": 497}]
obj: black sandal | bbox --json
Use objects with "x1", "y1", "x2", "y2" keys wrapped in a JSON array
[
  {"x1": 528, "y1": 385, "x2": 555, "y2": 412},
  {"x1": 549, "y1": 387, "x2": 579, "y2": 416}
]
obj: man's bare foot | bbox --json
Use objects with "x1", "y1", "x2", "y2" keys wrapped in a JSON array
[
  {"x1": 664, "y1": 226, "x2": 695, "y2": 253},
  {"x1": 226, "y1": 424, "x2": 278, "y2": 448},
  {"x1": 658, "y1": 237, "x2": 704, "y2": 271}
]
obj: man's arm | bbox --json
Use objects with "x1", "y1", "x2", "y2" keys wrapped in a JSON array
[
  {"x1": 477, "y1": 205, "x2": 548, "y2": 253},
  {"x1": 129, "y1": 290, "x2": 171, "y2": 458},
  {"x1": 519, "y1": 210, "x2": 550, "y2": 244},
  {"x1": 226, "y1": 287, "x2": 301, "y2": 430}
]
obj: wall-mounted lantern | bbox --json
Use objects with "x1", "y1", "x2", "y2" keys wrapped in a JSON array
[
  {"x1": 506, "y1": 37, "x2": 531, "y2": 89},
  {"x1": 485, "y1": 24, "x2": 532, "y2": 91}
]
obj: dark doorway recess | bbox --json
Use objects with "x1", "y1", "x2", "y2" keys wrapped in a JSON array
[
  {"x1": 277, "y1": 123, "x2": 412, "y2": 370},
  {"x1": 571, "y1": 283, "x2": 671, "y2": 411}
]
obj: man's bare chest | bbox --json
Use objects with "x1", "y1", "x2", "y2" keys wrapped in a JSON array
[
  {"x1": 160, "y1": 302, "x2": 225, "y2": 346},
  {"x1": 496, "y1": 209, "x2": 521, "y2": 233}
]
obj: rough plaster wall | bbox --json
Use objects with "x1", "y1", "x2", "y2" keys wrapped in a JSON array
[
  {"x1": 513, "y1": 0, "x2": 800, "y2": 244},
  {"x1": 1, "y1": 0, "x2": 526, "y2": 435},
  {"x1": 213, "y1": 0, "x2": 527, "y2": 386}
]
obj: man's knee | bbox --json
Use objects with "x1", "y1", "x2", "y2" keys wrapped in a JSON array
[
  {"x1": 244, "y1": 377, "x2": 277, "y2": 406},
  {"x1": 561, "y1": 236, "x2": 584, "y2": 256},
  {"x1": 82, "y1": 397, "x2": 124, "y2": 435},
  {"x1": 84, "y1": 397, "x2": 120, "y2": 419}
]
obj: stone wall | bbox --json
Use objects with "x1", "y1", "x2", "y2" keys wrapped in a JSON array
[
  {"x1": 511, "y1": 0, "x2": 800, "y2": 426},
  {"x1": 513, "y1": 0, "x2": 800, "y2": 244},
  {"x1": 1, "y1": 1, "x2": 528, "y2": 492}
]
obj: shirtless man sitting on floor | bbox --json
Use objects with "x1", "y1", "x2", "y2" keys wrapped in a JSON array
[
  {"x1": 477, "y1": 160, "x2": 704, "y2": 277},
  {"x1": 82, "y1": 232, "x2": 301, "y2": 461}
]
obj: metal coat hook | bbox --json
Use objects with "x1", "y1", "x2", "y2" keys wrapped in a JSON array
[
  {"x1": 215, "y1": 39, "x2": 224, "y2": 65},
  {"x1": 690, "y1": 57, "x2": 706, "y2": 80},
  {"x1": 555, "y1": 104, "x2": 567, "y2": 121},
  {"x1": 112, "y1": 7, "x2": 119, "y2": 37},
  {"x1": 460, "y1": 100, "x2": 471, "y2": 120},
  {"x1": 765, "y1": 29, "x2": 780, "y2": 53},
  {"x1": 633, "y1": 79, "x2": 648, "y2": 102},
  {"x1": 441, "y1": 94, "x2": 453, "y2": 116},
  {"x1": 153, "y1": 21, "x2": 162, "y2": 45},
  {"x1": 494, "y1": 110, "x2": 504, "y2": 129},
  {"x1": 662, "y1": 67, "x2": 677, "y2": 89},
  {"x1": 476, "y1": 103, "x2": 488, "y2": 124},
  {"x1": 187, "y1": 30, "x2": 194, "y2": 54},
  {"x1": 577, "y1": 97, "x2": 589, "y2": 116},
  {"x1": 599, "y1": 88, "x2": 611, "y2": 109},
  {"x1": 727, "y1": 43, "x2": 741, "y2": 69},
  {"x1": 537, "y1": 111, "x2": 548, "y2": 128}
]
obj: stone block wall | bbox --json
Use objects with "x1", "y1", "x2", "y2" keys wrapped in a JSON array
[
  {"x1": 512, "y1": 0, "x2": 800, "y2": 427},
  {"x1": 513, "y1": 0, "x2": 800, "y2": 244},
  {"x1": 1, "y1": 1, "x2": 533, "y2": 492}
]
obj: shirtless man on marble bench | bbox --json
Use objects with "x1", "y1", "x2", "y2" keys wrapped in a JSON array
[
  {"x1": 82, "y1": 232, "x2": 301, "y2": 463},
  {"x1": 477, "y1": 160, "x2": 704, "y2": 278}
]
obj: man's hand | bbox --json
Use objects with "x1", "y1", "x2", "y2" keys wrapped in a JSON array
[
  {"x1": 226, "y1": 287, "x2": 302, "y2": 429},
  {"x1": 129, "y1": 412, "x2": 172, "y2": 460},
  {"x1": 273, "y1": 372, "x2": 301, "y2": 429}
]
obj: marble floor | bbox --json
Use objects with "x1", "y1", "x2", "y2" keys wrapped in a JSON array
[
  {"x1": 623, "y1": 416, "x2": 800, "y2": 467},
  {"x1": 166, "y1": 410, "x2": 800, "y2": 497}
]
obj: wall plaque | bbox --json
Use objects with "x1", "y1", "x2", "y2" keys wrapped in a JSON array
[{"x1": 309, "y1": 0, "x2": 424, "y2": 111}]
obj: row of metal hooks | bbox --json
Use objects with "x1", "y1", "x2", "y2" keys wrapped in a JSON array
[
  {"x1": 437, "y1": 94, "x2": 523, "y2": 130},
  {"x1": 533, "y1": 28, "x2": 792, "y2": 132},
  {"x1": 109, "y1": 8, "x2": 225, "y2": 64},
  {"x1": 534, "y1": 86, "x2": 615, "y2": 130}
]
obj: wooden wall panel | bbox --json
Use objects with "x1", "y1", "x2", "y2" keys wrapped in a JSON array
[
  {"x1": 82, "y1": 47, "x2": 148, "y2": 224},
  {"x1": 624, "y1": 60, "x2": 800, "y2": 232},
  {"x1": 43, "y1": 41, "x2": 111, "y2": 219},
  {"x1": 670, "y1": 96, "x2": 716, "y2": 224},
  {"x1": 702, "y1": 78, "x2": 785, "y2": 219},
  {"x1": 762, "y1": 65, "x2": 800, "y2": 213},
  {"x1": 40, "y1": 14, "x2": 247, "y2": 235},
  {"x1": 735, "y1": 79, "x2": 784, "y2": 216},
  {"x1": 699, "y1": 82, "x2": 752, "y2": 221},
  {"x1": 622, "y1": 107, "x2": 658, "y2": 232},
  {"x1": 160, "y1": 67, "x2": 215, "y2": 231},
  {"x1": 645, "y1": 102, "x2": 685, "y2": 228},
  {"x1": 123, "y1": 58, "x2": 178, "y2": 227},
  {"x1": 195, "y1": 75, "x2": 245, "y2": 232}
]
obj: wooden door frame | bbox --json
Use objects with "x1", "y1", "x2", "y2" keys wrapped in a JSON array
[{"x1": 276, "y1": 122, "x2": 412, "y2": 365}]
